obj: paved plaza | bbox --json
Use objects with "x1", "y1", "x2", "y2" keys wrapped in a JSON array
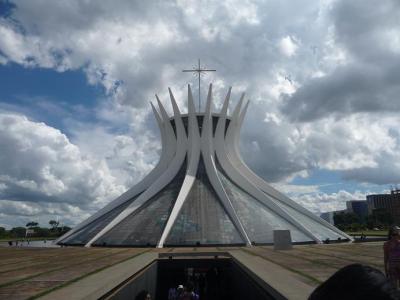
[{"x1": 0, "y1": 242, "x2": 385, "y2": 299}]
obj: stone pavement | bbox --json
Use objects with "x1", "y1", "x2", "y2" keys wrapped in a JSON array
[
  {"x1": 38, "y1": 251, "x2": 157, "y2": 300},
  {"x1": 229, "y1": 249, "x2": 314, "y2": 300},
  {"x1": 0, "y1": 247, "x2": 148, "y2": 300},
  {"x1": 0, "y1": 242, "x2": 384, "y2": 299}
]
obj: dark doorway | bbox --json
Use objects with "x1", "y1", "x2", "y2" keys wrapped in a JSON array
[{"x1": 156, "y1": 258, "x2": 275, "y2": 300}]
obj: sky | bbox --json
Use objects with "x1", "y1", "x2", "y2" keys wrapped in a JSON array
[{"x1": 0, "y1": 0, "x2": 400, "y2": 229}]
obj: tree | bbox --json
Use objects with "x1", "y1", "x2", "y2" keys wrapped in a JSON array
[
  {"x1": 10, "y1": 227, "x2": 26, "y2": 238},
  {"x1": 34, "y1": 227, "x2": 51, "y2": 237},
  {"x1": 58, "y1": 226, "x2": 71, "y2": 236},
  {"x1": 49, "y1": 220, "x2": 59, "y2": 231},
  {"x1": 0, "y1": 227, "x2": 6, "y2": 237},
  {"x1": 334, "y1": 212, "x2": 361, "y2": 230},
  {"x1": 366, "y1": 208, "x2": 393, "y2": 229},
  {"x1": 26, "y1": 221, "x2": 39, "y2": 228}
]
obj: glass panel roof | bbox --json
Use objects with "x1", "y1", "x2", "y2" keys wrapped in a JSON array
[
  {"x1": 218, "y1": 169, "x2": 312, "y2": 243},
  {"x1": 273, "y1": 199, "x2": 346, "y2": 240},
  {"x1": 61, "y1": 194, "x2": 141, "y2": 245},
  {"x1": 165, "y1": 157, "x2": 244, "y2": 246},
  {"x1": 93, "y1": 161, "x2": 186, "y2": 246}
]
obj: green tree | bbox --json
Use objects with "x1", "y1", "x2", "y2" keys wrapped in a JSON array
[
  {"x1": 58, "y1": 226, "x2": 71, "y2": 236},
  {"x1": 10, "y1": 227, "x2": 26, "y2": 238},
  {"x1": 334, "y1": 212, "x2": 361, "y2": 230},
  {"x1": 366, "y1": 208, "x2": 393, "y2": 229},
  {"x1": 0, "y1": 227, "x2": 6, "y2": 237},
  {"x1": 34, "y1": 227, "x2": 51, "y2": 237},
  {"x1": 26, "y1": 221, "x2": 39, "y2": 228},
  {"x1": 49, "y1": 220, "x2": 59, "y2": 231}
]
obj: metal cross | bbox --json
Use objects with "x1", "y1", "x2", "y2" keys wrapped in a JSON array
[{"x1": 183, "y1": 59, "x2": 216, "y2": 112}]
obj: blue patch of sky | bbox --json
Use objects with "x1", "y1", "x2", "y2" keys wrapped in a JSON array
[
  {"x1": 0, "y1": 63, "x2": 103, "y2": 131},
  {"x1": 0, "y1": 1, "x2": 16, "y2": 18},
  {"x1": 292, "y1": 169, "x2": 386, "y2": 196}
]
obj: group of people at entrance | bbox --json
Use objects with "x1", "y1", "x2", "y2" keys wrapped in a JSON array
[{"x1": 168, "y1": 282, "x2": 199, "y2": 300}]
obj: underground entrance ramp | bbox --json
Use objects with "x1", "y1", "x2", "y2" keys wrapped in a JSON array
[
  {"x1": 38, "y1": 250, "x2": 313, "y2": 300},
  {"x1": 103, "y1": 251, "x2": 313, "y2": 300}
]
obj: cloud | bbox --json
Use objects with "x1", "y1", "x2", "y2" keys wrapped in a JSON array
[
  {"x1": 241, "y1": 100, "x2": 400, "y2": 185},
  {"x1": 0, "y1": 0, "x2": 331, "y2": 107},
  {"x1": 293, "y1": 190, "x2": 368, "y2": 215},
  {"x1": 279, "y1": 36, "x2": 299, "y2": 57},
  {"x1": 0, "y1": 112, "x2": 129, "y2": 225},
  {"x1": 281, "y1": 0, "x2": 400, "y2": 121},
  {"x1": 281, "y1": 62, "x2": 400, "y2": 122},
  {"x1": 0, "y1": 199, "x2": 89, "y2": 228}
]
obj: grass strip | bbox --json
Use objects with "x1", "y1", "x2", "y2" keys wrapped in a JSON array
[
  {"x1": 0, "y1": 238, "x2": 56, "y2": 242},
  {"x1": 268, "y1": 249, "x2": 343, "y2": 269},
  {"x1": 0, "y1": 248, "x2": 130, "y2": 288},
  {"x1": 296, "y1": 247, "x2": 382, "y2": 268},
  {"x1": 304, "y1": 244, "x2": 383, "y2": 259},
  {"x1": 27, "y1": 249, "x2": 150, "y2": 300},
  {"x1": 345, "y1": 231, "x2": 387, "y2": 237},
  {"x1": 241, "y1": 248, "x2": 322, "y2": 285},
  {"x1": 0, "y1": 249, "x2": 115, "y2": 274},
  {"x1": 0, "y1": 248, "x2": 85, "y2": 268}
]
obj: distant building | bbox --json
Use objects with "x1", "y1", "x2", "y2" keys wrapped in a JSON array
[
  {"x1": 320, "y1": 212, "x2": 335, "y2": 225},
  {"x1": 367, "y1": 189, "x2": 400, "y2": 224},
  {"x1": 346, "y1": 200, "x2": 368, "y2": 220},
  {"x1": 320, "y1": 209, "x2": 347, "y2": 225}
]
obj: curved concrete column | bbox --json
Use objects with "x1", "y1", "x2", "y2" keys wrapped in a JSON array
[
  {"x1": 85, "y1": 92, "x2": 188, "y2": 247},
  {"x1": 201, "y1": 85, "x2": 251, "y2": 246},
  {"x1": 157, "y1": 85, "x2": 201, "y2": 248}
]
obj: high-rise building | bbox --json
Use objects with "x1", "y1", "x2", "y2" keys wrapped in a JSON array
[
  {"x1": 367, "y1": 190, "x2": 400, "y2": 223},
  {"x1": 346, "y1": 200, "x2": 368, "y2": 220},
  {"x1": 56, "y1": 85, "x2": 351, "y2": 247}
]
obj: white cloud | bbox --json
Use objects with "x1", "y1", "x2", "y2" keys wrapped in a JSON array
[
  {"x1": 278, "y1": 36, "x2": 299, "y2": 57},
  {"x1": 273, "y1": 183, "x2": 319, "y2": 195},
  {"x1": 0, "y1": 199, "x2": 90, "y2": 228},
  {"x1": 0, "y1": 112, "x2": 129, "y2": 227},
  {"x1": 293, "y1": 190, "x2": 368, "y2": 214}
]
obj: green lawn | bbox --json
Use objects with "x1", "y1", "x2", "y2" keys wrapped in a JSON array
[
  {"x1": 345, "y1": 230, "x2": 388, "y2": 237},
  {"x1": 0, "y1": 237, "x2": 56, "y2": 242}
]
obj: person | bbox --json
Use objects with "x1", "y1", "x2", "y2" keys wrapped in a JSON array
[
  {"x1": 176, "y1": 285, "x2": 184, "y2": 299},
  {"x1": 198, "y1": 274, "x2": 206, "y2": 298},
  {"x1": 168, "y1": 286, "x2": 177, "y2": 300},
  {"x1": 384, "y1": 225, "x2": 400, "y2": 287},
  {"x1": 179, "y1": 282, "x2": 199, "y2": 300},
  {"x1": 135, "y1": 290, "x2": 151, "y2": 300},
  {"x1": 308, "y1": 264, "x2": 399, "y2": 300}
]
